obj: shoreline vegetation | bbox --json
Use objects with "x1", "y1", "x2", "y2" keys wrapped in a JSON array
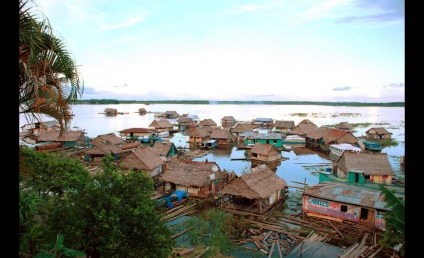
[{"x1": 75, "y1": 99, "x2": 404, "y2": 107}]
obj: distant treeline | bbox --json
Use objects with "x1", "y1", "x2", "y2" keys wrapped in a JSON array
[{"x1": 74, "y1": 99, "x2": 404, "y2": 107}]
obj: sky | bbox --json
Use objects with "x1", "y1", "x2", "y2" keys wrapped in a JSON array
[{"x1": 29, "y1": 0, "x2": 405, "y2": 102}]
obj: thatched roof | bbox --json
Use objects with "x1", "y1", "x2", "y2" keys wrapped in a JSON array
[
  {"x1": 199, "y1": 119, "x2": 217, "y2": 127},
  {"x1": 274, "y1": 120, "x2": 295, "y2": 128},
  {"x1": 86, "y1": 142, "x2": 123, "y2": 155},
  {"x1": 37, "y1": 131, "x2": 85, "y2": 142},
  {"x1": 163, "y1": 110, "x2": 179, "y2": 116},
  {"x1": 177, "y1": 116, "x2": 193, "y2": 123},
  {"x1": 292, "y1": 147, "x2": 316, "y2": 155},
  {"x1": 230, "y1": 123, "x2": 254, "y2": 133},
  {"x1": 152, "y1": 142, "x2": 175, "y2": 156},
  {"x1": 304, "y1": 182, "x2": 390, "y2": 210},
  {"x1": 120, "y1": 141, "x2": 141, "y2": 150},
  {"x1": 149, "y1": 119, "x2": 173, "y2": 128},
  {"x1": 104, "y1": 108, "x2": 117, "y2": 113},
  {"x1": 221, "y1": 116, "x2": 236, "y2": 122},
  {"x1": 211, "y1": 128, "x2": 234, "y2": 140},
  {"x1": 160, "y1": 159, "x2": 221, "y2": 187},
  {"x1": 251, "y1": 143, "x2": 277, "y2": 155},
  {"x1": 219, "y1": 164, "x2": 287, "y2": 199},
  {"x1": 365, "y1": 127, "x2": 392, "y2": 135},
  {"x1": 187, "y1": 127, "x2": 212, "y2": 137},
  {"x1": 306, "y1": 126, "x2": 357, "y2": 144},
  {"x1": 118, "y1": 128, "x2": 153, "y2": 134},
  {"x1": 298, "y1": 119, "x2": 315, "y2": 124},
  {"x1": 91, "y1": 133, "x2": 124, "y2": 146},
  {"x1": 336, "y1": 152, "x2": 394, "y2": 176},
  {"x1": 138, "y1": 108, "x2": 147, "y2": 112},
  {"x1": 290, "y1": 123, "x2": 318, "y2": 136},
  {"x1": 118, "y1": 146, "x2": 164, "y2": 170},
  {"x1": 335, "y1": 122, "x2": 354, "y2": 130}
]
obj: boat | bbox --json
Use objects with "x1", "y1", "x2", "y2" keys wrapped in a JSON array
[
  {"x1": 328, "y1": 143, "x2": 362, "y2": 160},
  {"x1": 155, "y1": 190, "x2": 189, "y2": 209},
  {"x1": 283, "y1": 135, "x2": 306, "y2": 145},
  {"x1": 362, "y1": 141, "x2": 383, "y2": 152},
  {"x1": 200, "y1": 139, "x2": 217, "y2": 149}
]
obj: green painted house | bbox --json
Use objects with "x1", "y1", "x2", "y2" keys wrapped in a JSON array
[{"x1": 243, "y1": 132, "x2": 284, "y2": 148}]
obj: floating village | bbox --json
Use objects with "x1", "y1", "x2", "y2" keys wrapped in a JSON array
[{"x1": 19, "y1": 107, "x2": 405, "y2": 257}]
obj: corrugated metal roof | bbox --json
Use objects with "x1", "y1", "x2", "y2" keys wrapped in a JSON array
[{"x1": 305, "y1": 182, "x2": 394, "y2": 211}]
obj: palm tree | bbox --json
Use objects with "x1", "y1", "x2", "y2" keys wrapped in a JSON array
[{"x1": 19, "y1": 0, "x2": 84, "y2": 134}]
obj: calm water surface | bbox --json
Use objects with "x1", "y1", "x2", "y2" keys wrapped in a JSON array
[{"x1": 19, "y1": 104, "x2": 405, "y2": 190}]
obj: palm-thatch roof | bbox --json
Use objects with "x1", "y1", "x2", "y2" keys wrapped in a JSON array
[
  {"x1": 152, "y1": 142, "x2": 175, "y2": 156},
  {"x1": 91, "y1": 133, "x2": 124, "y2": 146},
  {"x1": 336, "y1": 152, "x2": 394, "y2": 176},
  {"x1": 37, "y1": 131, "x2": 85, "y2": 142},
  {"x1": 250, "y1": 143, "x2": 278, "y2": 155},
  {"x1": 149, "y1": 119, "x2": 173, "y2": 128},
  {"x1": 290, "y1": 123, "x2": 318, "y2": 136},
  {"x1": 365, "y1": 127, "x2": 393, "y2": 135},
  {"x1": 120, "y1": 141, "x2": 141, "y2": 151},
  {"x1": 274, "y1": 120, "x2": 295, "y2": 129},
  {"x1": 159, "y1": 159, "x2": 221, "y2": 187},
  {"x1": 335, "y1": 122, "x2": 354, "y2": 131},
  {"x1": 85, "y1": 142, "x2": 123, "y2": 155},
  {"x1": 199, "y1": 119, "x2": 217, "y2": 127},
  {"x1": 230, "y1": 123, "x2": 254, "y2": 133},
  {"x1": 306, "y1": 126, "x2": 357, "y2": 144},
  {"x1": 187, "y1": 127, "x2": 212, "y2": 138},
  {"x1": 118, "y1": 146, "x2": 164, "y2": 171},
  {"x1": 218, "y1": 164, "x2": 287, "y2": 199},
  {"x1": 211, "y1": 128, "x2": 234, "y2": 141}
]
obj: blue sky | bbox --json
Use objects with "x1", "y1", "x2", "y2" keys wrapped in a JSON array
[{"x1": 30, "y1": 0, "x2": 404, "y2": 102}]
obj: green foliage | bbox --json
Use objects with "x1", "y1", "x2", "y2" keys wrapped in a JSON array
[
  {"x1": 378, "y1": 185, "x2": 405, "y2": 257},
  {"x1": 34, "y1": 234, "x2": 86, "y2": 258},
  {"x1": 19, "y1": 147, "x2": 91, "y2": 197},
  {"x1": 183, "y1": 208, "x2": 237, "y2": 256},
  {"x1": 44, "y1": 160, "x2": 173, "y2": 258}
]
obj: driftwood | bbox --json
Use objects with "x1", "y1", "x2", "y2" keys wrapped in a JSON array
[
  {"x1": 171, "y1": 225, "x2": 195, "y2": 239},
  {"x1": 194, "y1": 246, "x2": 210, "y2": 258}
]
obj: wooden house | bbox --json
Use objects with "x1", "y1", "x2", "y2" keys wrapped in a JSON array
[
  {"x1": 249, "y1": 143, "x2": 282, "y2": 162},
  {"x1": 230, "y1": 123, "x2": 254, "y2": 142},
  {"x1": 104, "y1": 108, "x2": 118, "y2": 115},
  {"x1": 274, "y1": 120, "x2": 295, "y2": 134},
  {"x1": 305, "y1": 126, "x2": 358, "y2": 155},
  {"x1": 117, "y1": 146, "x2": 164, "y2": 179},
  {"x1": 302, "y1": 181, "x2": 403, "y2": 230},
  {"x1": 221, "y1": 116, "x2": 236, "y2": 126},
  {"x1": 36, "y1": 131, "x2": 87, "y2": 147},
  {"x1": 244, "y1": 132, "x2": 284, "y2": 148},
  {"x1": 365, "y1": 127, "x2": 392, "y2": 140},
  {"x1": 149, "y1": 119, "x2": 174, "y2": 133},
  {"x1": 151, "y1": 141, "x2": 178, "y2": 161},
  {"x1": 21, "y1": 120, "x2": 60, "y2": 134},
  {"x1": 118, "y1": 128, "x2": 154, "y2": 140},
  {"x1": 335, "y1": 122, "x2": 354, "y2": 132},
  {"x1": 218, "y1": 164, "x2": 288, "y2": 215},
  {"x1": 187, "y1": 127, "x2": 212, "y2": 144},
  {"x1": 210, "y1": 128, "x2": 235, "y2": 147},
  {"x1": 162, "y1": 111, "x2": 180, "y2": 119},
  {"x1": 159, "y1": 159, "x2": 232, "y2": 197},
  {"x1": 138, "y1": 108, "x2": 147, "y2": 115},
  {"x1": 176, "y1": 116, "x2": 193, "y2": 132},
  {"x1": 91, "y1": 133, "x2": 124, "y2": 147},
  {"x1": 290, "y1": 121, "x2": 318, "y2": 137},
  {"x1": 85, "y1": 142, "x2": 123, "y2": 161},
  {"x1": 199, "y1": 118, "x2": 218, "y2": 128},
  {"x1": 253, "y1": 118, "x2": 274, "y2": 127},
  {"x1": 334, "y1": 152, "x2": 395, "y2": 184},
  {"x1": 187, "y1": 114, "x2": 201, "y2": 124}
]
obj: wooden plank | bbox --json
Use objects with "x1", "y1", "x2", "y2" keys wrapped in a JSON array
[
  {"x1": 171, "y1": 225, "x2": 195, "y2": 239},
  {"x1": 268, "y1": 242, "x2": 275, "y2": 258},
  {"x1": 194, "y1": 247, "x2": 210, "y2": 258},
  {"x1": 367, "y1": 246, "x2": 383, "y2": 258},
  {"x1": 306, "y1": 212, "x2": 343, "y2": 223},
  {"x1": 339, "y1": 243, "x2": 359, "y2": 258},
  {"x1": 328, "y1": 221, "x2": 345, "y2": 239}
]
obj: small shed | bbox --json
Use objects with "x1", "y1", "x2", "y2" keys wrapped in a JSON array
[
  {"x1": 149, "y1": 119, "x2": 174, "y2": 133},
  {"x1": 187, "y1": 127, "x2": 212, "y2": 144},
  {"x1": 365, "y1": 127, "x2": 392, "y2": 140},
  {"x1": 104, "y1": 108, "x2": 118, "y2": 115},
  {"x1": 159, "y1": 159, "x2": 231, "y2": 197},
  {"x1": 138, "y1": 108, "x2": 147, "y2": 115},
  {"x1": 250, "y1": 143, "x2": 282, "y2": 162},
  {"x1": 199, "y1": 118, "x2": 218, "y2": 127},
  {"x1": 218, "y1": 164, "x2": 288, "y2": 214},
  {"x1": 91, "y1": 133, "x2": 124, "y2": 147}
]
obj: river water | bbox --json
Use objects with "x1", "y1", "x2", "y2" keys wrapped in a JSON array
[{"x1": 19, "y1": 103, "x2": 405, "y2": 190}]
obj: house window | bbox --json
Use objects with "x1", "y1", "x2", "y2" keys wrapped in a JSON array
[
  {"x1": 341, "y1": 205, "x2": 348, "y2": 212},
  {"x1": 364, "y1": 175, "x2": 370, "y2": 180}
]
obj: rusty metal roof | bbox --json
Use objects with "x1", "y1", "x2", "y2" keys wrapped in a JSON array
[{"x1": 304, "y1": 182, "x2": 393, "y2": 211}]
